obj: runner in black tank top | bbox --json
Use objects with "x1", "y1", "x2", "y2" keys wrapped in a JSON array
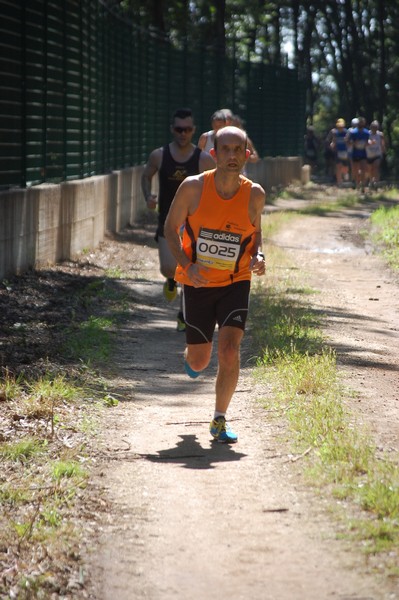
[
  {"x1": 157, "y1": 144, "x2": 201, "y2": 238},
  {"x1": 141, "y1": 108, "x2": 214, "y2": 331}
]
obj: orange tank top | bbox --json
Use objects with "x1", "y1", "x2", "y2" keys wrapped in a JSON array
[{"x1": 175, "y1": 170, "x2": 256, "y2": 287}]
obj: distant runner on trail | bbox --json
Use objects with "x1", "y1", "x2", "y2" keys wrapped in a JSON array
[
  {"x1": 326, "y1": 118, "x2": 349, "y2": 186},
  {"x1": 366, "y1": 120, "x2": 386, "y2": 188},
  {"x1": 164, "y1": 126, "x2": 266, "y2": 443},
  {"x1": 347, "y1": 116, "x2": 369, "y2": 192},
  {"x1": 141, "y1": 107, "x2": 214, "y2": 331}
]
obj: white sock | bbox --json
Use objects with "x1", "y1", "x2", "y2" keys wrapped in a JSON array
[{"x1": 214, "y1": 411, "x2": 226, "y2": 420}]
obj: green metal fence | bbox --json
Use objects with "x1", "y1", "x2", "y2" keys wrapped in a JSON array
[{"x1": 0, "y1": 0, "x2": 306, "y2": 189}]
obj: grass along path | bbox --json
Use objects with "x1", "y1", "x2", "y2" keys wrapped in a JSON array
[
  {"x1": 249, "y1": 198, "x2": 399, "y2": 578},
  {"x1": 1, "y1": 191, "x2": 398, "y2": 596},
  {"x1": 0, "y1": 262, "x2": 127, "y2": 598}
]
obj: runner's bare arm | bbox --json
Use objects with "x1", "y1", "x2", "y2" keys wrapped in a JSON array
[
  {"x1": 164, "y1": 177, "x2": 199, "y2": 269},
  {"x1": 164, "y1": 177, "x2": 210, "y2": 287},
  {"x1": 249, "y1": 183, "x2": 266, "y2": 276},
  {"x1": 141, "y1": 148, "x2": 162, "y2": 209},
  {"x1": 197, "y1": 133, "x2": 207, "y2": 151}
]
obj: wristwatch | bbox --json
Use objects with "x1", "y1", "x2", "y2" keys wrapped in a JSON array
[{"x1": 256, "y1": 252, "x2": 265, "y2": 260}]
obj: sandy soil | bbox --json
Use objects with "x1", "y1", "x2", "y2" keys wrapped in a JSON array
[{"x1": 84, "y1": 190, "x2": 399, "y2": 600}]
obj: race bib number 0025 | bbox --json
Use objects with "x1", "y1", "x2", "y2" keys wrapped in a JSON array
[{"x1": 196, "y1": 227, "x2": 242, "y2": 271}]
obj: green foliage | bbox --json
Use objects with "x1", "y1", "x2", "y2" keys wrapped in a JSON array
[
  {"x1": 298, "y1": 194, "x2": 361, "y2": 215},
  {"x1": 251, "y1": 290, "x2": 323, "y2": 363},
  {"x1": 120, "y1": 1, "x2": 399, "y2": 168},
  {"x1": 370, "y1": 203, "x2": 399, "y2": 269},
  {"x1": 0, "y1": 439, "x2": 43, "y2": 462},
  {"x1": 64, "y1": 315, "x2": 114, "y2": 364},
  {"x1": 0, "y1": 368, "x2": 23, "y2": 401},
  {"x1": 359, "y1": 463, "x2": 399, "y2": 519},
  {"x1": 105, "y1": 267, "x2": 128, "y2": 279},
  {"x1": 0, "y1": 244, "x2": 130, "y2": 596},
  {"x1": 103, "y1": 393, "x2": 119, "y2": 407},
  {"x1": 0, "y1": 486, "x2": 30, "y2": 506},
  {"x1": 251, "y1": 212, "x2": 399, "y2": 560},
  {"x1": 27, "y1": 374, "x2": 81, "y2": 403},
  {"x1": 253, "y1": 268, "x2": 399, "y2": 554},
  {"x1": 51, "y1": 460, "x2": 87, "y2": 481}
]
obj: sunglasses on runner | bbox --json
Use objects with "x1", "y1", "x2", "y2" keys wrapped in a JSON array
[{"x1": 173, "y1": 126, "x2": 194, "y2": 133}]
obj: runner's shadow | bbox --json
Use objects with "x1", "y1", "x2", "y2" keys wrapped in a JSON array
[{"x1": 144, "y1": 434, "x2": 247, "y2": 470}]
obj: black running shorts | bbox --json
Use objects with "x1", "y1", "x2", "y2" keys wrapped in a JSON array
[{"x1": 182, "y1": 280, "x2": 251, "y2": 344}]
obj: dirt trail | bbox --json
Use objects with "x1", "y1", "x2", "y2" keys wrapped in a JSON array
[
  {"x1": 85, "y1": 196, "x2": 399, "y2": 600},
  {"x1": 272, "y1": 196, "x2": 399, "y2": 453}
]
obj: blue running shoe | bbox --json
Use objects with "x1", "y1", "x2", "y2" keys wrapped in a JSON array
[
  {"x1": 209, "y1": 417, "x2": 238, "y2": 443},
  {"x1": 184, "y1": 360, "x2": 201, "y2": 379}
]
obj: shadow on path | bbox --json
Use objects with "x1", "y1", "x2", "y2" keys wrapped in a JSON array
[{"x1": 143, "y1": 434, "x2": 247, "y2": 470}]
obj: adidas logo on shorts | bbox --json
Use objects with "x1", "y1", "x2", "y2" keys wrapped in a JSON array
[{"x1": 233, "y1": 315, "x2": 243, "y2": 322}]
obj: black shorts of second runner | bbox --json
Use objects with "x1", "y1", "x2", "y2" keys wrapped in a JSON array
[{"x1": 182, "y1": 280, "x2": 251, "y2": 344}]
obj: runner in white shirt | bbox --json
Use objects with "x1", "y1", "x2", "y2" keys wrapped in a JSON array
[{"x1": 366, "y1": 120, "x2": 386, "y2": 188}]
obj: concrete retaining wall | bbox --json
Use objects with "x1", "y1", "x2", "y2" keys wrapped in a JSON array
[
  {"x1": 246, "y1": 156, "x2": 302, "y2": 192},
  {"x1": 0, "y1": 166, "x2": 147, "y2": 279},
  {"x1": 0, "y1": 157, "x2": 302, "y2": 279}
]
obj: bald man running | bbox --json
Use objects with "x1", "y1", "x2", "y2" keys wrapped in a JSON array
[{"x1": 165, "y1": 126, "x2": 266, "y2": 443}]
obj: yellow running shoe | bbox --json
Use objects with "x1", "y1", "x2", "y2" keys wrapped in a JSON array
[
  {"x1": 163, "y1": 278, "x2": 177, "y2": 302},
  {"x1": 176, "y1": 311, "x2": 186, "y2": 332}
]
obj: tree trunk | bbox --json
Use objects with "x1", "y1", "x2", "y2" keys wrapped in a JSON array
[
  {"x1": 377, "y1": 0, "x2": 386, "y2": 124},
  {"x1": 215, "y1": 0, "x2": 226, "y2": 56}
]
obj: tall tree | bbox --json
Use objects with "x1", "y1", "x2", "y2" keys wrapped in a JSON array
[{"x1": 114, "y1": 0, "x2": 399, "y2": 162}]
